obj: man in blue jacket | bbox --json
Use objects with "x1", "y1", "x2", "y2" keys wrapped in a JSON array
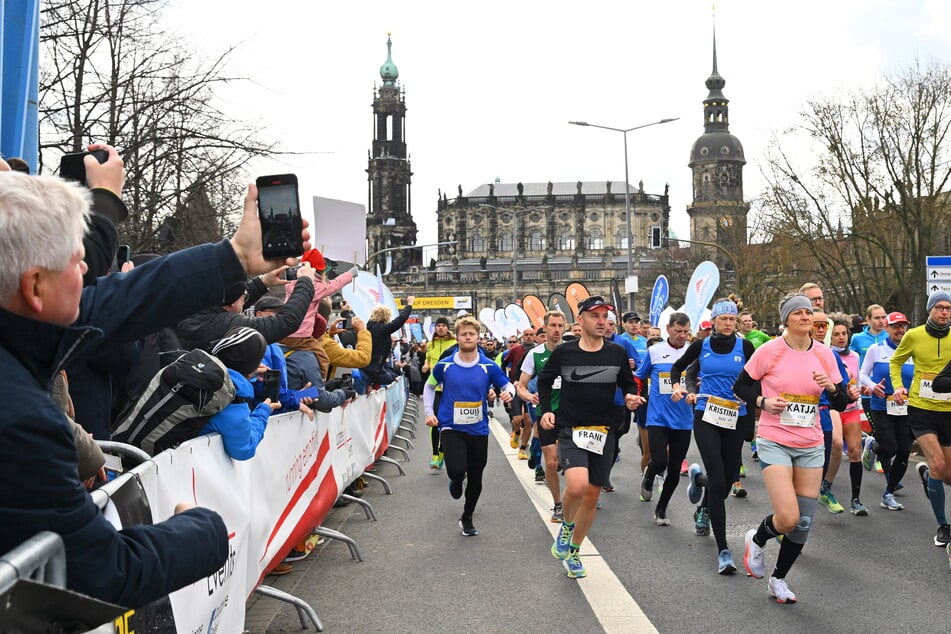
[{"x1": 0, "y1": 165, "x2": 309, "y2": 607}]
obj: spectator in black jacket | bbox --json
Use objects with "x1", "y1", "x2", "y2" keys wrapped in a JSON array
[
  {"x1": 362, "y1": 296, "x2": 414, "y2": 387},
  {"x1": 176, "y1": 263, "x2": 316, "y2": 351}
]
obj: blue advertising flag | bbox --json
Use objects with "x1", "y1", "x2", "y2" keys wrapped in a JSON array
[{"x1": 649, "y1": 276, "x2": 669, "y2": 327}]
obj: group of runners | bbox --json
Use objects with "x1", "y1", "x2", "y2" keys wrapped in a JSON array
[{"x1": 421, "y1": 284, "x2": 951, "y2": 603}]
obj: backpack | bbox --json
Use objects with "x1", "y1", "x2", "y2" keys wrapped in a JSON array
[{"x1": 112, "y1": 349, "x2": 236, "y2": 456}]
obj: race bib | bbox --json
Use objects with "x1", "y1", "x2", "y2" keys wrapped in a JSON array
[
  {"x1": 885, "y1": 395, "x2": 908, "y2": 416},
  {"x1": 778, "y1": 393, "x2": 820, "y2": 428},
  {"x1": 453, "y1": 401, "x2": 483, "y2": 425},
  {"x1": 918, "y1": 373, "x2": 951, "y2": 401},
  {"x1": 658, "y1": 372, "x2": 674, "y2": 395},
  {"x1": 702, "y1": 396, "x2": 740, "y2": 430},
  {"x1": 572, "y1": 426, "x2": 609, "y2": 455}
]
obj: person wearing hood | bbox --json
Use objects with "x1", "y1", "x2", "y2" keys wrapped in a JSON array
[{"x1": 204, "y1": 327, "x2": 279, "y2": 460}]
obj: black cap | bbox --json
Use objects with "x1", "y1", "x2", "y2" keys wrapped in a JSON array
[
  {"x1": 255, "y1": 296, "x2": 284, "y2": 313},
  {"x1": 223, "y1": 281, "x2": 247, "y2": 306},
  {"x1": 577, "y1": 295, "x2": 615, "y2": 314},
  {"x1": 535, "y1": 326, "x2": 545, "y2": 335},
  {"x1": 622, "y1": 311, "x2": 640, "y2": 322},
  {"x1": 434, "y1": 316, "x2": 450, "y2": 326}
]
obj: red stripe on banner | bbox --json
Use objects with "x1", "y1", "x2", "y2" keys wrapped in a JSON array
[
  {"x1": 260, "y1": 432, "x2": 333, "y2": 558},
  {"x1": 256, "y1": 468, "x2": 340, "y2": 585},
  {"x1": 373, "y1": 407, "x2": 387, "y2": 460}
]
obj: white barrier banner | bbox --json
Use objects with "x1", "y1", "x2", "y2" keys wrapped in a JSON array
[{"x1": 98, "y1": 382, "x2": 406, "y2": 632}]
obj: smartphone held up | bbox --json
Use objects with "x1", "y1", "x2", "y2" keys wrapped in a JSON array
[
  {"x1": 256, "y1": 174, "x2": 304, "y2": 260},
  {"x1": 60, "y1": 150, "x2": 109, "y2": 187}
]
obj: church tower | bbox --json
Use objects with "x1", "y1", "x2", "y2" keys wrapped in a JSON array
[
  {"x1": 366, "y1": 34, "x2": 419, "y2": 271},
  {"x1": 687, "y1": 27, "x2": 749, "y2": 255}
]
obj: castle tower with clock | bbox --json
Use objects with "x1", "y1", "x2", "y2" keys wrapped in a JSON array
[{"x1": 686, "y1": 29, "x2": 749, "y2": 255}]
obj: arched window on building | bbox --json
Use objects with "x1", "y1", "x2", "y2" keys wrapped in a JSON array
[
  {"x1": 586, "y1": 227, "x2": 604, "y2": 250},
  {"x1": 557, "y1": 226, "x2": 575, "y2": 251},
  {"x1": 615, "y1": 227, "x2": 628, "y2": 249},
  {"x1": 527, "y1": 230, "x2": 545, "y2": 252},
  {"x1": 498, "y1": 231, "x2": 513, "y2": 253},
  {"x1": 469, "y1": 231, "x2": 485, "y2": 253}
]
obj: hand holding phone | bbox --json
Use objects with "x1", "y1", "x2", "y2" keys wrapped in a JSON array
[
  {"x1": 116, "y1": 245, "x2": 132, "y2": 269},
  {"x1": 256, "y1": 174, "x2": 303, "y2": 259},
  {"x1": 263, "y1": 369, "x2": 281, "y2": 403},
  {"x1": 60, "y1": 149, "x2": 109, "y2": 187}
]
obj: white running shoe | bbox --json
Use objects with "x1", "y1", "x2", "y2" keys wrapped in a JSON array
[
  {"x1": 768, "y1": 576, "x2": 798, "y2": 603},
  {"x1": 743, "y1": 529, "x2": 766, "y2": 579}
]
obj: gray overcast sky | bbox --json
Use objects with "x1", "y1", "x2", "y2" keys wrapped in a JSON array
[{"x1": 167, "y1": 0, "x2": 951, "y2": 261}]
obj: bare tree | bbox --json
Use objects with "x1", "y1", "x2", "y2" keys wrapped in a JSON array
[
  {"x1": 38, "y1": 0, "x2": 273, "y2": 253},
  {"x1": 757, "y1": 61, "x2": 951, "y2": 321}
]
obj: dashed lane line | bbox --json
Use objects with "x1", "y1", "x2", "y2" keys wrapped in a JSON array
[{"x1": 488, "y1": 417, "x2": 658, "y2": 634}]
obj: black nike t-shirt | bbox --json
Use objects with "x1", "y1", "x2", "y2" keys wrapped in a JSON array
[{"x1": 537, "y1": 339, "x2": 637, "y2": 429}]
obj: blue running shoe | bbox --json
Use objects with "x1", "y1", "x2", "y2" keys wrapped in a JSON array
[
  {"x1": 551, "y1": 522, "x2": 574, "y2": 560},
  {"x1": 449, "y1": 479, "x2": 463, "y2": 500},
  {"x1": 717, "y1": 549, "x2": 737, "y2": 575},
  {"x1": 687, "y1": 463, "x2": 704, "y2": 504},
  {"x1": 563, "y1": 551, "x2": 587, "y2": 578},
  {"x1": 861, "y1": 436, "x2": 876, "y2": 472}
]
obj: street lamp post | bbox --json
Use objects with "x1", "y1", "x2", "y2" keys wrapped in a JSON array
[
  {"x1": 569, "y1": 117, "x2": 679, "y2": 311},
  {"x1": 479, "y1": 204, "x2": 550, "y2": 302}
]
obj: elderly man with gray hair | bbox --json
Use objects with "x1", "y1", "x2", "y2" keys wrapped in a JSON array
[{"x1": 0, "y1": 159, "x2": 309, "y2": 607}]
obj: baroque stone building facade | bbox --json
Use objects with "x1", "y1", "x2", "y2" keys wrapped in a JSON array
[{"x1": 369, "y1": 30, "x2": 747, "y2": 317}]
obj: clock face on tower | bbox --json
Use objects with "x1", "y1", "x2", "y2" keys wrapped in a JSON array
[{"x1": 719, "y1": 216, "x2": 733, "y2": 228}]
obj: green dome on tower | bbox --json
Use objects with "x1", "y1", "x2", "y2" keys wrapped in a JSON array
[{"x1": 380, "y1": 34, "x2": 399, "y2": 85}]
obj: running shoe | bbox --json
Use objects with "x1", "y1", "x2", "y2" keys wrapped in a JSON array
[
  {"x1": 517, "y1": 448, "x2": 529, "y2": 460},
  {"x1": 449, "y1": 479, "x2": 463, "y2": 500},
  {"x1": 739, "y1": 463, "x2": 747, "y2": 478},
  {"x1": 687, "y1": 463, "x2": 704, "y2": 504},
  {"x1": 818, "y1": 490, "x2": 845, "y2": 513},
  {"x1": 680, "y1": 459, "x2": 689, "y2": 476},
  {"x1": 283, "y1": 547, "x2": 309, "y2": 562},
  {"x1": 861, "y1": 436, "x2": 877, "y2": 471},
  {"x1": 743, "y1": 529, "x2": 766, "y2": 579},
  {"x1": 751, "y1": 449, "x2": 759, "y2": 462},
  {"x1": 875, "y1": 460, "x2": 884, "y2": 474},
  {"x1": 935, "y1": 524, "x2": 951, "y2": 548},
  {"x1": 639, "y1": 474, "x2": 653, "y2": 502},
  {"x1": 534, "y1": 467, "x2": 546, "y2": 482},
  {"x1": 550, "y1": 502, "x2": 564, "y2": 523},
  {"x1": 270, "y1": 563, "x2": 293, "y2": 576},
  {"x1": 694, "y1": 506, "x2": 710, "y2": 536},
  {"x1": 430, "y1": 454, "x2": 442, "y2": 469},
  {"x1": 917, "y1": 462, "x2": 931, "y2": 499},
  {"x1": 459, "y1": 516, "x2": 478, "y2": 537},
  {"x1": 750, "y1": 439, "x2": 758, "y2": 462},
  {"x1": 596, "y1": 499, "x2": 603, "y2": 510},
  {"x1": 880, "y1": 492, "x2": 904, "y2": 511},
  {"x1": 768, "y1": 576, "x2": 798, "y2": 604},
  {"x1": 654, "y1": 507, "x2": 670, "y2": 526},
  {"x1": 731, "y1": 481, "x2": 747, "y2": 498},
  {"x1": 551, "y1": 522, "x2": 573, "y2": 560},
  {"x1": 850, "y1": 499, "x2": 868, "y2": 516},
  {"x1": 563, "y1": 551, "x2": 587, "y2": 578},
  {"x1": 509, "y1": 431, "x2": 519, "y2": 449},
  {"x1": 602, "y1": 482, "x2": 616, "y2": 493},
  {"x1": 717, "y1": 549, "x2": 737, "y2": 575}
]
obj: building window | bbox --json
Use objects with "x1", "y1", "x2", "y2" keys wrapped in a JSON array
[
  {"x1": 586, "y1": 228, "x2": 604, "y2": 250},
  {"x1": 615, "y1": 228, "x2": 628, "y2": 249},
  {"x1": 498, "y1": 231, "x2": 513, "y2": 252},
  {"x1": 557, "y1": 227, "x2": 575, "y2": 250},
  {"x1": 528, "y1": 230, "x2": 545, "y2": 251},
  {"x1": 469, "y1": 231, "x2": 485, "y2": 253}
]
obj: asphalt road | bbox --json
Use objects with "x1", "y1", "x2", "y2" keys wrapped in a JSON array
[{"x1": 246, "y1": 400, "x2": 951, "y2": 632}]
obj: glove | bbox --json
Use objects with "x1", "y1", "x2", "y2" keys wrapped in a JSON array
[{"x1": 343, "y1": 389, "x2": 357, "y2": 401}]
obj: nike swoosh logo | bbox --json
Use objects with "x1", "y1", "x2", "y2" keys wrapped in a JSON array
[
  {"x1": 570, "y1": 368, "x2": 605, "y2": 381},
  {"x1": 662, "y1": 354, "x2": 671, "y2": 359}
]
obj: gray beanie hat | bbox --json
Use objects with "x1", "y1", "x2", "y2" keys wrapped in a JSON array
[
  {"x1": 927, "y1": 290, "x2": 951, "y2": 312},
  {"x1": 780, "y1": 295, "x2": 814, "y2": 326}
]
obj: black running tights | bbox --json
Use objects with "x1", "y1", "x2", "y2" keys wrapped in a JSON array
[
  {"x1": 440, "y1": 429, "x2": 489, "y2": 517},
  {"x1": 645, "y1": 426, "x2": 692, "y2": 510},
  {"x1": 694, "y1": 414, "x2": 748, "y2": 551}
]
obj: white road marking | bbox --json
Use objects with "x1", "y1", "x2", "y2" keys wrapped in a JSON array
[{"x1": 489, "y1": 417, "x2": 658, "y2": 634}]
